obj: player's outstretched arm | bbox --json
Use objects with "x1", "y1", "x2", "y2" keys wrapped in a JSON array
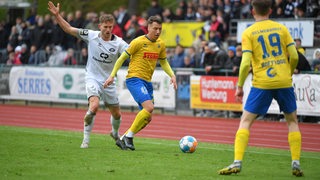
[{"x1": 48, "y1": 1, "x2": 78, "y2": 37}]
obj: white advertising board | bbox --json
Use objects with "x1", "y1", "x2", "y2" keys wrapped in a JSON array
[{"x1": 237, "y1": 20, "x2": 314, "y2": 47}]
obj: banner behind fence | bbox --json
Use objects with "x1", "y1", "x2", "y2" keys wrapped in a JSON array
[
  {"x1": 190, "y1": 74, "x2": 320, "y2": 116},
  {"x1": 2, "y1": 67, "x2": 319, "y2": 116},
  {"x1": 6, "y1": 67, "x2": 175, "y2": 108}
]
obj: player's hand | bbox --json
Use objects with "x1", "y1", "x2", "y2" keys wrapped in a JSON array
[
  {"x1": 171, "y1": 75, "x2": 177, "y2": 90},
  {"x1": 235, "y1": 86, "x2": 244, "y2": 103},
  {"x1": 48, "y1": 1, "x2": 60, "y2": 16},
  {"x1": 103, "y1": 76, "x2": 114, "y2": 88}
]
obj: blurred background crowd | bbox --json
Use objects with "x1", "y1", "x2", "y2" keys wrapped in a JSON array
[{"x1": 0, "y1": 0, "x2": 319, "y2": 72}]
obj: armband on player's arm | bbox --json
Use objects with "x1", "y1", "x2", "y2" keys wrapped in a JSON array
[
  {"x1": 159, "y1": 59, "x2": 175, "y2": 77},
  {"x1": 110, "y1": 51, "x2": 130, "y2": 77},
  {"x1": 287, "y1": 44, "x2": 299, "y2": 75},
  {"x1": 237, "y1": 52, "x2": 252, "y2": 87}
]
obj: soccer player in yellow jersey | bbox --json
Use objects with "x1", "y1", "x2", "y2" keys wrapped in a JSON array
[
  {"x1": 218, "y1": 0, "x2": 303, "y2": 177},
  {"x1": 103, "y1": 16, "x2": 177, "y2": 150}
]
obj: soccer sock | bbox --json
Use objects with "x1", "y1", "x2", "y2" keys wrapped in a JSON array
[
  {"x1": 110, "y1": 115, "x2": 121, "y2": 136},
  {"x1": 234, "y1": 128, "x2": 250, "y2": 161},
  {"x1": 83, "y1": 110, "x2": 96, "y2": 143},
  {"x1": 126, "y1": 109, "x2": 151, "y2": 137},
  {"x1": 288, "y1": 131, "x2": 302, "y2": 161}
]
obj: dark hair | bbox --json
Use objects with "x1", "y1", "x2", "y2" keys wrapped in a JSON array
[
  {"x1": 147, "y1": 16, "x2": 162, "y2": 25},
  {"x1": 251, "y1": 0, "x2": 272, "y2": 16}
]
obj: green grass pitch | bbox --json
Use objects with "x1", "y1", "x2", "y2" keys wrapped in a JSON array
[{"x1": 1, "y1": 126, "x2": 319, "y2": 179}]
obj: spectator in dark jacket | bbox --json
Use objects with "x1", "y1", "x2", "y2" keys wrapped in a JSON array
[
  {"x1": 204, "y1": 42, "x2": 228, "y2": 76},
  {"x1": 147, "y1": 0, "x2": 164, "y2": 18},
  {"x1": 19, "y1": 44, "x2": 30, "y2": 64}
]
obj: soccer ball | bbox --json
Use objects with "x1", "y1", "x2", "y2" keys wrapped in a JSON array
[{"x1": 179, "y1": 135, "x2": 198, "y2": 153}]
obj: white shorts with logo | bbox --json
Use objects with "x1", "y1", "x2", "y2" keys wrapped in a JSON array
[{"x1": 86, "y1": 78, "x2": 119, "y2": 106}]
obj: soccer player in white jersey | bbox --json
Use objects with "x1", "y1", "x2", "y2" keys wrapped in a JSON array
[{"x1": 48, "y1": 1, "x2": 128, "y2": 149}]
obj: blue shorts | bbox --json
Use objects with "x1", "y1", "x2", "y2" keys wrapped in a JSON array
[
  {"x1": 244, "y1": 87, "x2": 297, "y2": 115},
  {"x1": 126, "y1": 77, "x2": 154, "y2": 110}
]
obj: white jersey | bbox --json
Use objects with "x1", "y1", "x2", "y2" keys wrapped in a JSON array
[{"x1": 78, "y1": 29, "x2": 128, "y2": 83}]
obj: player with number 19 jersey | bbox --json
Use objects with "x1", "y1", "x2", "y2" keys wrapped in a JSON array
[
  {"x1": 78, "y1": 29, "x2": 128, "y2": 83},
  {"x1": 241, "y1": 20, "x2": 295, "y2": 89}
]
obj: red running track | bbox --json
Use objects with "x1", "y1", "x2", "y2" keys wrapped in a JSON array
[{"x1": 0, "y1": 104, "x2": 319, "y2": 152}]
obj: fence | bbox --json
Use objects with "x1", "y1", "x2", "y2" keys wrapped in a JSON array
[{"x1": 1, "y1": 65, "x2": 319, "y2": 122}]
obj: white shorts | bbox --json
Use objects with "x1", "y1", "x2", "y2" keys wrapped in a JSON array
[{"x1": 86, "y1": 78, "x2": 119, "y2": 105}]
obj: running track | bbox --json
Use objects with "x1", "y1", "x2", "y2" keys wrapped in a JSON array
[{"x1": 0, "y1": 104, "x2": 319, "y2": 152}]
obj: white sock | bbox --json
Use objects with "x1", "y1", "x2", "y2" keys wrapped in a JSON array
[
  {"x1": 83, "y1": 111, "x2": 96, "y2": 143},
  {"x1": 110, "y1": 116, "x2": 121, "y2": 135},
  {"x1": 126, "y1": 131, "x2": 134, "y2": 138},
  {"x1": 292, "y1": 160, "x2": 300, "y2": 166},
  {"x1": 120, "y1": 131, "x2": 134, "y2": 140}
]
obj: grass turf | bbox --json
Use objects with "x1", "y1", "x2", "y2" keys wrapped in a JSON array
[{"x1": 0, "y1": 126, "x2": 319, "y2": 179}]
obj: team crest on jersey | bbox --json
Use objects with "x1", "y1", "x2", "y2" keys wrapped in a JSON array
[
  {"x1": 267, "y1": 67, "x2": 277, "y2": 78},
  {"x1": 143, "y1": 43, "x2": 147, "y2": 48},
  {"x1": 109, "y1": 48, "x2": 115, "y2": 52},
  {"x1": 158, "y1": 44, "x2": 160, "y2": 48},
  {"x1": 80, "y1": 29, "x2": 89, "y2": 36}
]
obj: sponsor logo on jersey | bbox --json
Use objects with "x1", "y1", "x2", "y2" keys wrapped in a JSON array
[
  {"x1": 92, "y1": 53, "x2": 112, "y2": 63},
  {"x1": 143, "y1": 52, "x2": 159, "y2": 60}
]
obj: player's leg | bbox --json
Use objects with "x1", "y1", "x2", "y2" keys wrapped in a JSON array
[
  {"x1": 126, "y1": 100, "x2": 153, "y2": 135},
  {"x1": 107, "y1": 104, "x2": 127, "y2": 150},
  {"x1": 285, "y1": 112, "x2": 303, "y2": 177},
  {"x1": 107, "y1": 104, "x2": 121, "y2": 140},
  {"x1": 121, "y1": 101, "x2": 152, "y2": 151},
  {"x1": 81, "y1": 96, "x2": 99, "y2": 148},
  {"x1": 276, "y1": 87, "x2": 303, "y2": 176},
  {"x1": 121, "y1": 78, "x2": 153, "y2": 150},
  {"x1": 219, "y1": 87, "x2": 272, "y2": 175},
  {"x1": 81, "y1": 79, "x2": 100, "y2": 148},
  {"x1": 101, "y1": 80, "x2": 126, "y2": 149},
  {"x1": 218, "y1": 110, "x2": 255, "y2": 175}
]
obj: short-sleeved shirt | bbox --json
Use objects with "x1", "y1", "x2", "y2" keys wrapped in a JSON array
[
  {"x1": 241, "y1": 20, "x2": 295, "y2": 89},
  {"x1": 125, "y1": 35, "x2": 166, "y2": 82},
  {"x1": 78, "y1": 29, "x2": 128, "y2": 83}
]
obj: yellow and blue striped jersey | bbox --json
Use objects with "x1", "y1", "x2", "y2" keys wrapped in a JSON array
[
  {"x1": 241, "y1": 20, "x2": 295, "y2": 89},
  {"x1": 125, "y1": 35, "x2": 166, "y2": 82}
]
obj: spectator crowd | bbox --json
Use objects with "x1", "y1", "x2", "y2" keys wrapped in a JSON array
[{"x1": 0, "y1": 0, "x2": 319, "y2": 71}]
